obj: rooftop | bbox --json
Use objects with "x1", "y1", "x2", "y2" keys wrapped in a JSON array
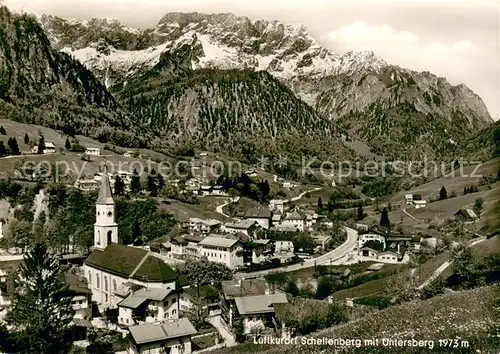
[
  {"x1": 60, "y1": 271, "x2": 92, "y2": 295},
  {"x1": 85, "y1": 244, "x2": 178, "y2": 283},
  {"x1": 129, "y1": 318, "x2": 197, "y2": 345},
  {"x1": 96, "y1": 166, "x2": 114, "y2": 205},
  {"x1": 245, "y1": 208, "x2": 272, "y2": 219},
  {"x1": 119, "y1": 287, "x2": 174, "y2": 309},
  {"x1": 284, "y1": 210, "x2": 305, "y2": 221},
  {"x1": 198, "y1": 236, "x2": 240, "y2": 248},
  {"x1": 234, "y1": 292, "x2": 288, "y2": 315},
  {"x1": 221, "y1": 278, "x2": 268, "y2": 298},
  {"x1": 224, "y1": 220, "x2": 257, "y2": 230}
]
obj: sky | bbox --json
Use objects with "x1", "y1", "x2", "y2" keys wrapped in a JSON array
[{"x1": 4, "y1": 0, "x2": 500, "y2": 120}]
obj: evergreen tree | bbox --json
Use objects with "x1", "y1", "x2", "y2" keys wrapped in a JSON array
[
  {"x1": 317, "y1": 197, "x2": 323, "y2": 209},
  {"x1": 24, "y1": 133, "x2": 29, "y2": 145},
  {"x1": 284, "y1": 279, "x2": 299, "y2": 296},
  {"x1": 473, "y1": 198, "x2": 484, "y2": 217},
  {"x1": 439, "y1": 186, "x2": 447, "y2": 200},
  {"x1": 7, "y1": 137, "x2": 20, "y2": 155},
  {"x1": 132, "y1": 219, "x2": 142, "y2": 242},
  {"x1": 37, "y1": 135, "x2": 46, "y2": 155},
  {"x1": 357, "y1": 205, "x2": 364, "y2": 221},
  {"x1": 0, "y1": 126, "x2": 5, "y2": 135},
  {"x1": 463, "y1": 186, "x2": 467, "y2": 195},
  {"x1": 114, "y1": 175, "x2": 125, "y2": 196},
  {"x1": 131, "y1": 169, "x2": 141, "y2": 194},
  {"x1": 64, "y1": 138, "x2": 71, "y2": 150},
  {"x1": 380, "y1": 207, "x2": 390, "y2": 227},
  {"x1": 157, "y1": 173, "x2": 165, "y2": 192},
  {"x1": 6, "y1": 243, "x2": 73, "y2": 353},
  {"x1": 0, "y1": 141, "x2": 6, "y2": 157},
  {"x1": 147, "y1": 170, "x2": 158, "y2": 194}
]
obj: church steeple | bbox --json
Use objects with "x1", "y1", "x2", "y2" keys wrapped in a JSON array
[
  {"x1": 94, "y1": 165, "x2": 118, "y2": 249},
  {"x1": 96, "y1": 165, "x2": 114, "y2": 205}
]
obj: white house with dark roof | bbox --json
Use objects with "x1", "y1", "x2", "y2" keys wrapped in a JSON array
[
  {"x1": 118, "y1": 287, "x2": 179, "y2": 327},
  {"x1": 234, "y1": 293, "x2": 288, "y2": 335},
  {"x1": 280, "y1": 210, "x2": 306, "y2": 232},
  {"x1": 127, "y1": 317, "x2": 197, "y2": 354},
  {"x1": 244, "y1": 208, "x2": 272, "y2": 229},
  {"x1": 221, "y1": 219, "x2": 258, "y2": 236},
  {"x1": 454, "y1": 209, "x2": 479, "y2": 222},
  {"x1": 269, "y1": 199, "x2": 285, "y2": 214},
  {"x1": 186, "y1": 217, "x2": 221, "y2": 234},
  {"x1": 84, "y1": 167, "x2": 179, "y2": 309},
  {"x1": 198, "y1": 236, "x2": 244, "y2": 269}
]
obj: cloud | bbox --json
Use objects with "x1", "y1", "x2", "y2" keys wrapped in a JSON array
[
  {"x1": 327, "y1": 21, "x2": 475, "y2": 56},
  {"x1": 325, "y1": 21, "x2": 499, "y2": 119}
]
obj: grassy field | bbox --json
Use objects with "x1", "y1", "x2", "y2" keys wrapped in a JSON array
[
  {"x1": 0, "y1": 119, "x2": 178, "y2": 179},
  {"x1": 219, "y1": 285, "x2": 499, "y2": 353},
  {"x1": 158, "y1": 199, "x2": 225, "y2": 222},
  {"x1": 390, "y1": 157, "x2": 500, "y2": 203}
]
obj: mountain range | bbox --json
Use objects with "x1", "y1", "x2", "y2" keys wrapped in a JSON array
[{"x1": 0, "y1": 7, "x2": 495, "y2": 162}]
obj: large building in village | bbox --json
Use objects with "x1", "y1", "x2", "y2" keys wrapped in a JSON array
[{"x1": 84, "y1": 167, "x2": 179, "y2": 309}]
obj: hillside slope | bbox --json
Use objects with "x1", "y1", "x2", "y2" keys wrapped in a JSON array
[
  {"x1": 114, "y1": 58, "x2": 355, "y2": 162},
  {"x1": 219, "y1": 285, "x2": 499, "y2": 354},
  {"x1": 0, "y1": 7, "x2": 146, "y2": 147},
  {"x1": 40, "y1": 12, "x2": 494, "y2": 159}
]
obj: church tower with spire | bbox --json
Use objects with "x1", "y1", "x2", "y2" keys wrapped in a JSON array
[{"x1": 94, "y1": 165, "x2": 118, "y2": 249}]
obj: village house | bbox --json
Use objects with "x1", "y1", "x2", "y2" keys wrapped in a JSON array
[
  {"x1": 280, "y1": 210, "x2": 306, "y2": 232},
  {"x1": 244, "y1": 208, "x2": 272, "y2": 229},
  {"x1": 127, "y1": 318, "x2": 197, "y2": 354},
  {"x1": 412, "y1": 200, "x2": 427, "y2": 209},
  {"x1": 85, "y1": 147, "x2": 101, "y2": 156},
  {"x1": 271, "y1": 213, "x2": 282, "y2": 227},
  {"x1": 234, "y1": 293, "x2": 289, "y2": 335},
  {"x1": 245, "y1": 169, "x2": 259, "y2": 178},
  {"x1": 198, "y1": 235, "x2": 244, "y2": 269},
  {"x1": 179, "y1": 284, "x2": 220, "y2": 315},
  {"x1": 186, "y1": 218, "x2": 221, "y2": 234},
  {"x1": 269, "y1": 199, "x2": 285, "y2": 214},
  {"x1": 211, "y1": 185, "x2": 226, "y2": 195},
  {"x1": 454, "y1": 209, "x2": 479, "y2": 222},
  {"x1": 61, "y1": 269, "x2": 93, "y2": 321},
  {"x1": 117, "y1": 287, "x2": 180, "y2": 327},
  {"x1": 405, "y1": 194, "x2": 414, "y2": 204},
  {"x1": 74, "y1": 179, "x2": 99, "y2": 192},
  {"x1": 358, "y1": 232, "x2": 387, "y2": 249},
  {"x1": 249, "y1": 239, "x2": 274, "y2": 263},
  {"x1": 275, "y1": 240, "x2": 294, "y2": 254},
  {"x1": 199, "y1": 185, "x2": 212, "y2": 196},
  {"x1": 84, "y1": 168, "x2": 179, "y2": 309},
  {"x1": 221, "y1": 220, "x2": 258, "y2": 237},
  {"x1": 168, "y1": 234, "x2": 204, "y2": 259},
  {"x1": 32, "y1": 141, "x2": 56, "y2": 154},
  {"x1": 220, "y1": 278, "x2": 271, "y2": 327},
  {"x1": 358, "y1": 247, "x2": 378, "y2": 258}
]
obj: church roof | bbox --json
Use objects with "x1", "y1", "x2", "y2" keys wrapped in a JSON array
[
  {"x1": 85, "y1": 243, "x2": 178, "y2": 283},
  {"x1": 96, "y1": 166, "x2": 114, "y2": 205}
]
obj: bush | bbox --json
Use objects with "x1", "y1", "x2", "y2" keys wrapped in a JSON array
[{"x1": 353, "y1": 296, "x2": 392, "y2": 309}]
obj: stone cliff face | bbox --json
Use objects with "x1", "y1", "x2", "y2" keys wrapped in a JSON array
[{"x1": 38, "y1": 11, "x2": 494, "y2": 159}]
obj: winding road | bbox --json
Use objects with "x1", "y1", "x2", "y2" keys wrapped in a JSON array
[
  {"x1": 234, "y1": 226, "x2": 358, "y2": 279},
  {"x1": 214, "y1": 187, "x2": 323, "y2": 219}
]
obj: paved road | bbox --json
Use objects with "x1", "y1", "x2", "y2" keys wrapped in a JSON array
[
  {"x1": 283, "y1": 187, "x2": 322, "y2": 203},
  {"x1": 216, "y1": 201, "x2": 231, "y2": 218},
  {"x1": 235, "y1": 226, "x2": 359, "y2": 279},
  {"x1": 214, "y1": 187, "x2": 322, "y2": 219},
  {"x1": 417, "y1": 236, "x2": 487, "y2": 290},
  {"x1": 402, "y1": 208, "x2": 421, "y2": 222},
  {"x1": 208, "y1": 315, "x2": 236, "y2": 347}
]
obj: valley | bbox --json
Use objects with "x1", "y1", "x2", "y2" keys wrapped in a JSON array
[{"x1": 0, "y1": 3, "x2": 498, "y2": 354}]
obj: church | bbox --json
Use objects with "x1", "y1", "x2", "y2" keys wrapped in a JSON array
[{"x1": 84, "y1": 167, "x2": 179, "y2": 309}]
